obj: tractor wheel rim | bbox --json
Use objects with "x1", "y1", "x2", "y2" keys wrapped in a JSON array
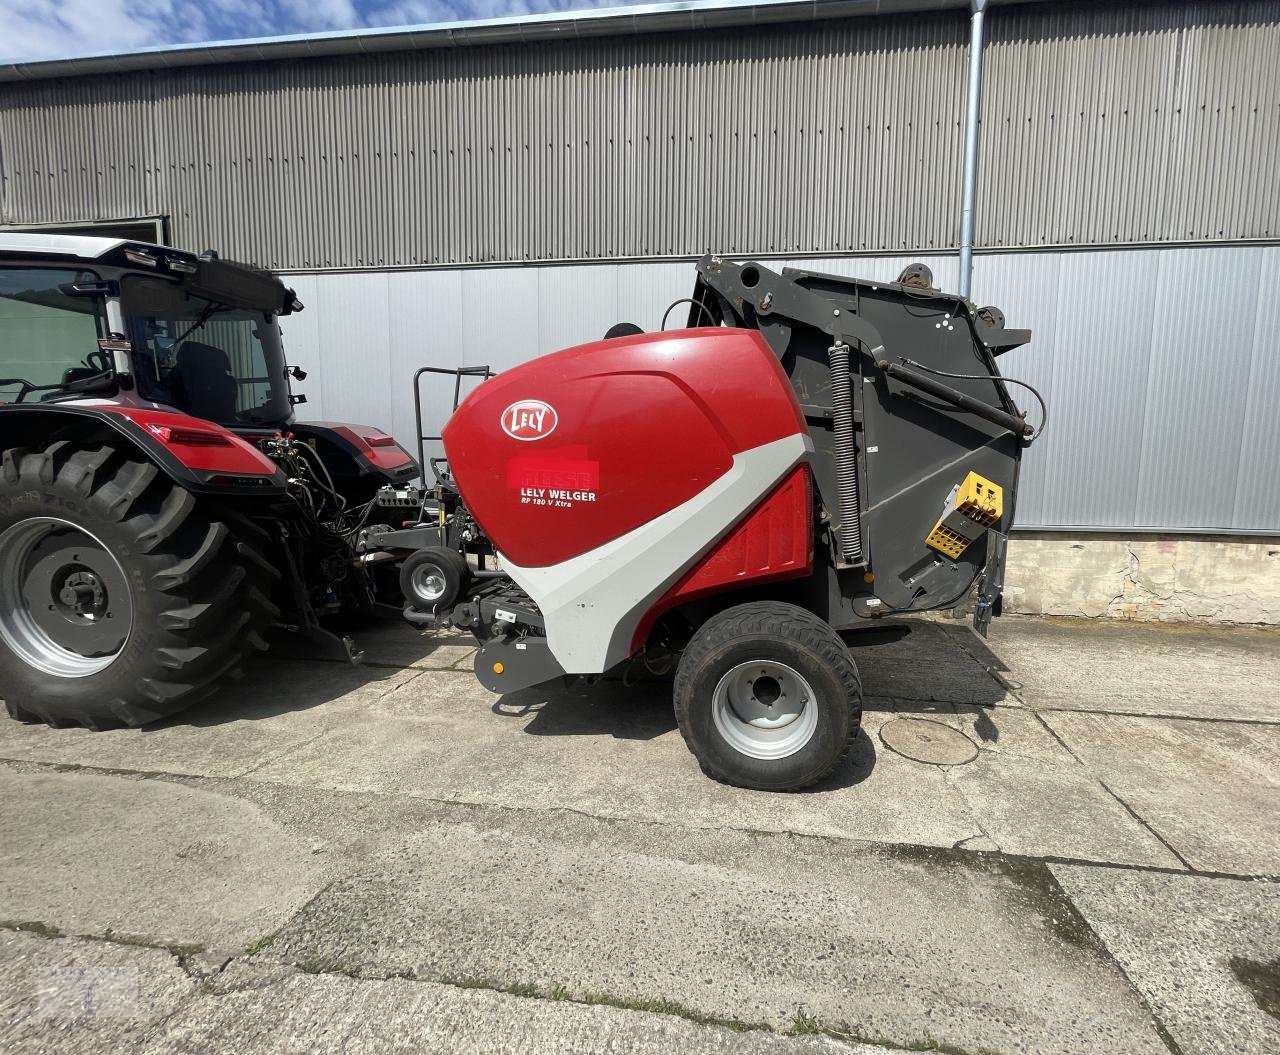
[
  {"x1": 411, "y1": 565, "x2": 447, "y2": 603},
  {"x1": 711, "y1": 659, "x2": 818, "y2": 760},
  {"x1": 0, "y1": 517, "x2": 133, "y2": 678}
]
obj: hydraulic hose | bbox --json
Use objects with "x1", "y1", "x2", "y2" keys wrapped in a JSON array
[
  {"x1": 878, "y1": 359, "x2": 1034, "y2": 440},
  {"x1": 827, "y1": 340, "x2": 863, "y2": 564}
]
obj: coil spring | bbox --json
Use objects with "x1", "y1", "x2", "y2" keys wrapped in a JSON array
[{"x1": 827, "y1": 341, "x2": 863, "y2": 563}]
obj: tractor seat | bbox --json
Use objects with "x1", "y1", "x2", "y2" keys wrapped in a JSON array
[
  {"x1": 175, "y1": 341, "x2": 238, "y2": 422},
  {"x1": 603, "y1": 322, "x2": 643, "y2": 340}
]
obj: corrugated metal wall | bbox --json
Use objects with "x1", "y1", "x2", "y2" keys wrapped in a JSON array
[
  {"x1": 278, "y1": 243, "x2": 1278, "y2": 535},
  {"x1": 2, "y1": 1, "x2": 1277, "y2": 535},
  {"x1": 975, "y1": 246, "x2": 1280, "y2": 534},
  {"x1": 979, "y1": 1, "x2": 1280, "y2": 247},
  {"x1": 3, "y1": 2, "x2": 1277, "y2": 268}
]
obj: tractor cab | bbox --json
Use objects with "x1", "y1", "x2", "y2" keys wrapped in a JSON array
[
  {"x1": 0, "y1": 234, "x2": 423, "y2": 735},
  {"x1": 0, "y1": 234, "x2": 301, "y2": 430}
]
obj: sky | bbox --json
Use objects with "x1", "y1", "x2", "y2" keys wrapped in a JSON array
[{"x1": 0, "y1": 0, "x2": 667, "y2": 65}]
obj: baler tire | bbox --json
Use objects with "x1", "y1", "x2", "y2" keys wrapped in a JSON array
[
  {"x1": 0, "y1": 441, "x2": 278, "y2": 730},
  {"x1": 400, "y1": 546, "x2": 470, "y2": 613},
  {"x1": 673, "y1": 601, "x2": 862, "y2": 791}
]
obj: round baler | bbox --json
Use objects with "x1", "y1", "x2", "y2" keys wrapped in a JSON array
[{"x1": 416, "y1": 255, "x2": 1038, "y2": 790}]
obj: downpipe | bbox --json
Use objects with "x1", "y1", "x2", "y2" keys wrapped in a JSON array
[{"x1": 958, "y1": 0, "x2": 988, "y2": 299}]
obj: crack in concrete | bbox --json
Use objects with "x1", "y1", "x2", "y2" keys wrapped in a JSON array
[
  {"x1": 277, "y1": 958, "x2": 990, "y2": 1054},
  {"x1": 1024, "y1": 711, "x2": 1195, "y2": 872},
  {"x1": 1, "y1": 919, "x2": 205, "y2": 971},
  {"x1": 1094, "y1": 778, "x2": 1195, "y2": 872},
  {"x1": 3, "y1": 920, "x2": 282, "y2": 1049},
  {"x1": 4, "y1": 753, "x2": 1274, "y2": 885},
  {"x1": 233, "y1": 667, "x2": 429, "y2": 779},
  {"x1": 9, "y1": 918, "x2": 1015, "y2": 1055},
  {"x1": 938, "y1": 761, "x2": 1002, "y2": 853},
  {"x1": 886, "y1": 692, "x2": 1280, "y2": 728},
  {"x1": 951, "y1": 833, "x2": 994, "y2": 852},
  {"x1": 1028, "y1": 703, "x2": 1280, "y2": 727},
  {"x1": 936, "y1": 626, "x2": 1030, "y2": 705},
  {"x1": 1030, "y1": 870, "x2": 1190, "y2": 1055}
]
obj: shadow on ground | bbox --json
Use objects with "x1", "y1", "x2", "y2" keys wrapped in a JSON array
[
  {"x1": 491, "y1": 674, "x2": 879, "y2": 791},
  {"x1": 146, "y1": 655, "x2": 408, "y2": 730},
  {"x1": 844, "y1": 620, "x2": 1012, "y2": 713},
  {"x1": 493, "y1": 680, "x2": 677, "y2": 741},
  {"x1": 473, "y1": 615, "x2": 1011, "y2": 792}
]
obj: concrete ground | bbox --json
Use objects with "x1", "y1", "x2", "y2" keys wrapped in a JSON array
[{"x1": 1, "y1": 614, "x2": 1277, "y2": 1055}]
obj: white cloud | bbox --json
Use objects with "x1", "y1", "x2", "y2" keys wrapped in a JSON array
[
  {"x1": 1, "y1": 0, "x2": 177, "y2": 63},
  {"x1": 0, "y1": 0, "x2": 647, "y2": 64},
  {"x1": 364, "y1": 0, "x2": 632, "y2": 26}
]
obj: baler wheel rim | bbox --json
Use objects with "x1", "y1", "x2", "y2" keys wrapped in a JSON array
[
  {"x1": 672, "y1": 600, "x2": 862, "y2": 792},
  {"x1": 410, "y1": 565, "x2": 448, "y2": 604},
  {"x1": 710, "y1": 659, "x2": 819, "y2": 760},
  {"x1": 399, "y1": 546, "x2": 470, "y2": 613}
]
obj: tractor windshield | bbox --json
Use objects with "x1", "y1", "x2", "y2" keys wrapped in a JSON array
[
  {"x1": 122, "y1": 274, "x2": 292, "y2": 426},
  {"x1": 0, "y1": 266, "x2": 109, "y2": 403}
]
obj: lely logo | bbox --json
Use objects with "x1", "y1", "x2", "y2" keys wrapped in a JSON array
[{"x1": 501, "y1": 399, "x2": 558, "y2": 441}]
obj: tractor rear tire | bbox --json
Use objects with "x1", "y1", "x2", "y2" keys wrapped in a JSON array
[
  {"x1": 0, "y1": 441, "x2": 279, "y2": 730},
  {"x1": 673, "y1": 601, "x2": 862, "y2": 791}
]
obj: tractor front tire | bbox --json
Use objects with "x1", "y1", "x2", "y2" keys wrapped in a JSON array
[
  {"x1": 673, "y1": 601, "x2": 862, "y2": 791},
  {"x1": 0, "y1": 441, "x2": 279, "y2": 730}
]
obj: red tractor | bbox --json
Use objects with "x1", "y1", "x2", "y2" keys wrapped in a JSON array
[{"x1": 0, "y1": 234, "x2": 418, "y2": 729}]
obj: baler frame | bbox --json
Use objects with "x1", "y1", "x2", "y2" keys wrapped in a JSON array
[{"x1": 688, "y1": 256, "x2": 1034, "y2": 637}]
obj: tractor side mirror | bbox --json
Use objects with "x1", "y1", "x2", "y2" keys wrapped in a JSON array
[{"x1": 287, "y1": 365, "x2": 308, "y2": 381}]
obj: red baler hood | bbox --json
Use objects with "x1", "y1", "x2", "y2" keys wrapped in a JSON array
[{"x1": 442, "y1": 327, "x2": 808, "y2": 568}]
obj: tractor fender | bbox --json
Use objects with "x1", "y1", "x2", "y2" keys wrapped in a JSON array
[
  {"x1": 0, "y1": 404, "x2": 287, "y2": 496},
  {"x1": 290, "y1": 421, "x2": 418, "y2": 491}
]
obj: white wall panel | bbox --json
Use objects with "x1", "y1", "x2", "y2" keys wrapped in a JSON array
[
  {"x1": 460, "y1": 267, "x2": 540, "y2": 375},
  {"x1": 1134, "y1": 247, "x2": 1264, "y2": 530},
  {"x1": 281, "y1": 244, "x2": 1280, "y2": 534},
  {"x1": 387, "y1": 269, "x2": 465, "y2": 461},
  {"x1": 537, "y1": 265, "x2": 620, "y2": 354},
  {"x1": 615, "y1": 262, "x2": 694, "y2": 334},
  {"x1": 310, "y1": 272, "x2": 393, "y2": 433},
  {"x1": 972, "y1": 252, "x2": 1062, "y2": 529},
  {"x1": 1035, "y1": 251, "x2": 1158, "y2": 529},
  {"x1": 1234, "y1": 249, "x2": 1280, "y2": 532}
]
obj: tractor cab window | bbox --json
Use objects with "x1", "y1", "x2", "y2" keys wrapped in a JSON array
[
  {"x1": 0, "y1": 267, "x2": 107, "y2": 403},
  {"x1": 122, "y1": 275, "x2": 291, "y2": 427}
]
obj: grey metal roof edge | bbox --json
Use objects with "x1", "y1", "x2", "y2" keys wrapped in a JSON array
[{"x1": 0, "y1": 0, "x2": 1036, "y2": 82}]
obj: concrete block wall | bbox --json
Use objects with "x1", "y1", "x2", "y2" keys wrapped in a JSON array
[{"x1": 1003, "y1": 534, "x2": 1280, "y2": 627}]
